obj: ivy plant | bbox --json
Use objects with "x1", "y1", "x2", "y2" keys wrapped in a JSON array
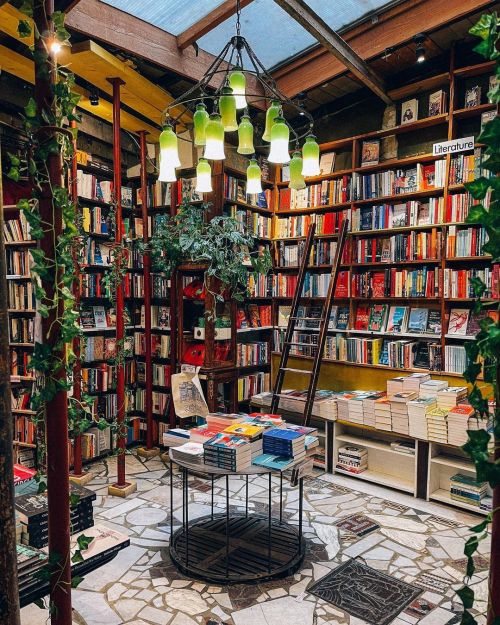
[{"x1": 457, "y1": 12, "x2": 500, "y2": 625}]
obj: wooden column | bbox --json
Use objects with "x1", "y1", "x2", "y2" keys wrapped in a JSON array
[
  {"x1": 137, "y1": 131, "x2": 159, "y2": 458},
  {"x1": 0, "y1": 139, "x2": 21, "y2": 625},
  {"x1": 107, "y1": 78, "x2": 136, "y2": 497},
  {"x1": 33, "y1": 0, "x2": 72, "y2": 621}
]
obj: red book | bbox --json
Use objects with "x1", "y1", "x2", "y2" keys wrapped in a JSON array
[
  {"x1": 335, "y1": 271, "x2": 349, "y2": 298},
  {"x1": 372, "y1": 272, "x2": 386, "y2": 298},
  {"x1": 355, "y1": 305, "x2": 370, "y2": 330},
  {"x1": 279, "y1": 189, "x2": 291, "y2": 210}
]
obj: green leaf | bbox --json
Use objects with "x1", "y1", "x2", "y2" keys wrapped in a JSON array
[
  {"x1": 457, "y1": 586, "x2": 475, "y2": 609},
  {"x1": 18, "y1": 19, "x2": 32, "y2": 38},
  {"x1": 71, "y1": 575, "x2": 84, "y2": 588},
  {"x1": 6, "y1": 167, "x2": 20, "y2": 182},
  {"x1": 24, "y1": 97, "x2": 37, "y2": 118},
  {"x1": 71, "y1": 550, "x2": 84, "y2": 564},
  {"x1": 77, "y1": 534, "x2": 93, "y2": 551}
]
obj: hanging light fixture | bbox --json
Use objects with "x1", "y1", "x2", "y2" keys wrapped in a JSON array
[
  {"x1": 195, "y1": 158, "x2": 212, "y2": 193},
  {"x1": 268, "y1": 117, "x2": 290, "y2": 164},
  {"x1": 193, "y1": 102, "x2": 210, "y2": 146},
  {"x1": 219, "y1": 86, "x2": 238, "y2": 131},
  {"x1": 246, "y1": 158, "x2": 263, "y2": 195},
  {"x1": 160, "y1": 0, "x2": 316, "y2": 187},
  {"x1": 204, "y1": 113, "x2": 226, "y2": 160},
  {"x1": 289, "y1": 150, "x2": 306, "y2": 190},
  {"x1": 262, "y1": 100, "x2": 281, "y2": 142},
  {"x1": 237, "y1": 114, "x2": 254, "y2": 154},
  {"x1": 301, "y1": 134, "x2": 320, "y2": 177},
  {"x1": 158, "y1": 126, "x2": 181, "y2": 181},
  {"x1": 229, "y1": 68, "x2": 247, "y2": 109}
]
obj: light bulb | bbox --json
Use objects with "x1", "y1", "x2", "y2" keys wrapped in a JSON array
[
  {"x1": 158, "y1": 126, "x2": 181, "y2": 177},
  {"x1": 237, "y1": 115, "x2": 254, "y2": 155},
  {"x1": 204, "y1": 114, "x2": 225, "y2": 160},
  {"x1": 262, "y1": 99, "x2": 281, "y2": 142},
  {"x1": 289, "y1": 150, "x2": 306, "y2": 190},
  {"x1": 219, "y1": 86, "x2": 238, "y2": 132},
  {"x1": 246, "y1": 158, "x2": 263, "y2": 195},
  {"x1": 193, "y1": 102, "x2": 209, "y2": 146},
  {"x1": 268, "y1": 116, "x2": 290, "y2": 164},
  {"x1": 229, "y1": 69, "x2": 247, "y2": 109},
  {"x1": 195, "y1": 158, "x2": 212, "y2": 193},
  {"x1": 49, "y1": 39, "x2": 62, "y2": 54},
  {"x1": 301, "y1": 134, "x2": 320, "y2": 177}
]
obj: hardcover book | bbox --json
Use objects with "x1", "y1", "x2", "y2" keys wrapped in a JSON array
[
  {"x1": 336, "y1": 307, "x2": 350, "y2": 330},
  {"x1": 319, "y1": 151, "x2": 336, "y2": 174},
  {"x1": 464, "y1": 86, "x2": 481, "y2": 108},
  {"x1": 368, "y1": 304, "x2": 388, "y2": 332},
  {"x1": 361, "y1": 140, "x2": 380, "y2": 167},
  {"x1": 407, "y1": 308, "x2": 429, "y2": 333},
  {"x1": 93, "y1": 306, "x2": 107, "y2": 329},
  {"x1": 386, "y1": 306, "x2": 408, "y2": 333},
  {"x1": 448, "y1": 308, "x2": 470, "y2": 335},
  {"x1": 428, "y1": 90, "x2": 446, "y2": 116},
  {"x1": 401, "y1": 98, "x2": 418, "y2": 124},
  {"x1": 354, "y1": 305, "x2": 370, "y2": 330}
]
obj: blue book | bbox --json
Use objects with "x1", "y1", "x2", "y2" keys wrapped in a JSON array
[{"x1": 252, "y1": 454, "x2": 295, "y2": 471}]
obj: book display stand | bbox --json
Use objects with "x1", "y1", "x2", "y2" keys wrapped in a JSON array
[{"x1": 168, "y1": 454, "x2": 305, "y2": 583}]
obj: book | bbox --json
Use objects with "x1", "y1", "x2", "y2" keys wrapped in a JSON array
[
  {"x1": 361, "y1": 140, "x2": 380, "y2": 167},
  {"x1": 93, "y1": 306, "x2": 107, "y2": 329},
  {"x1": 407, "y1": 308, "x2": 429, "y2": 333},
  {"x1": 354, "y1": 305, "x2": 370, "y2": 330},
  {"x1": 401, "y1": 98, "x2": 418, "y2": 124},
  {"x1": 386, "y1": 306, "x2": 408, "y2": 333},
  {"x1": 252, "y1": 453, "x2": 296, "y2": 470},
  {"x1": 368, "y1": 304, "x2": 388, "y2": 332},
  {"x1": 481, "y1": 109, "x2": 496, "y2": 131},
  {"x1": 428, "y1": 90, "x2": 447, "y2": 116},
  {"x1": 465, "y1": 86, "x2": 481, "y2": 108},
  {"x1": 426, "y1": 310, "x2": 442, "y2": 335},
  {"x1": 448, "y1": 308, "x2": 470, "y2": 335},
  {"x1": 336, "y1": 307, "x2": 350, "y2": 330},
  {"x1": 319, "y1": 152, "x2": 335, "y2": 174}
]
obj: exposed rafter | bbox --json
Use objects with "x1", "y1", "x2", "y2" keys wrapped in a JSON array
[
  {"x1": 273, "y1": 0, "x2": 391, "y2": 104},
  {"x1": 177, "y1": 0, "x2": 254, "y2": 50},
  {"x1": 272, "y1": 0, "x2": 496, "y2": 97}
]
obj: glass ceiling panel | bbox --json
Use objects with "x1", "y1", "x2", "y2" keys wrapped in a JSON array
[
  {"x1": 199, "y1": 0, "x2": 396, "y2": 69},
  {"x1": 100, "y1": 0, "x2": 226, "y2": 36}
]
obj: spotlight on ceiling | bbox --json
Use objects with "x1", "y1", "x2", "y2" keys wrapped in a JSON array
[
  {"x1": 414, "y1": 33, "x2": 427, "y2": 64},
  {"x1": 89, "y1": 90, "x2": 100, "y2": 106}
]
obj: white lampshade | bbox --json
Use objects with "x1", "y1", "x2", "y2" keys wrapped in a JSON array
[
  {"x1": 158, "y1": 161, "x2": 177, "y2": 183},
  {"x1": 301, "y1": 134, "x2": 320, "y2": 176},
  {"x1": 268, "y1": 116, "x2": 290, "y2": 164},
  {"x1": 204, "y1": 114, "x2": 226, "y2": 160},
  {"x1": 246, "y1": 158, "x2": 263, "y2": 195},
  {"x1": 195, "y1": 159, "x2": 212, "y2": 193},
  {"x1": 158, "y1": 126, "x2": 181, "y2": 171}
]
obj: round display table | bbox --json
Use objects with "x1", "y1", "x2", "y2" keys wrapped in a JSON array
[{"x1": 168, "y1": 452, "x2": 306, "y2": 583}]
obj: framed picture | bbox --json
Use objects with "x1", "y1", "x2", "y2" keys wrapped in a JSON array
[{"x1": 361, "y1": 140, "x2": 380, "y2": 167}]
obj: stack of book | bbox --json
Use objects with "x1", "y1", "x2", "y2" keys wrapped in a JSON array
[
  {"x1": 336, "y1": 445, "x2": 368, "y2": 474},
  {"x1": 402, "y1": 373, "x2": 431, "y2": 393},
  {"x1": 447, "y1": 404, "x2": 476, "y2": 446},
  {"x1": 16, "y1": 485, "x2": 96, "y2": 548},
  {"x1": 170, "y1": 442, "x2": 205, "y2": 465},
  {"x1": 390, "y1": 440, "x2": 416, "y2": 455},
  {"x1": 190, "y1": 424, "x2": 228, "y2": 445},
  {"x1": 17, "y1": 544, "x2": 48, "y2": 596},
  {"x1": 437, "y1": 386, "x2": 468, "y2": 410},
  {"x1": 262, "y1": 428, "x2": 306, "y2": 460},
  {"x1": 450, "y1": 473, "x2": 488, "y2": 508},
  {"x1": 14, "y1": 464, "x2": 37, "y2": 496},
  {"x1": 374, "y1": 398, "x2": 392, "y2": 431},
  {"x1": 204, "y1": 434, "x2": 253, "y2": 470},
  {"x1": 162, "y1": 428, "x2": 190, "y2": 448},
  {"x1": 205, "y1": 412, "x2": 247, "y2": 430},
  {"x1": 419, "y1": 380, "x2": 448, "y2": 399},
  {"x1": 386, "y1": 376, "x2": 406, "y2": 397},
  {"x1": 408, "y1": 397, "x2": 437, "y2": 439},
  {"x1": 426, "y1": 407, "x2": 449, "y2": 443},
  {"x1": 390, "y1": 391, "x2": 417, "y2": 435},
  {"x1": 346, "y1": 395, "x2": 367, "y2": 425},
  {"x1": 363, "y1": 392, "x2": 386, "y2": 426}
]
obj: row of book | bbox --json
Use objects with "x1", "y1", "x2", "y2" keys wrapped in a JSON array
[
  {"x1": 237, "y1": 341, "x2": 270, "y2": 367},
  {"x1": 278, "y1": 176, "x2": 351, "y2": 209},
  {"x1": 224, "y1": 174, "x2": 271, "y2": 209},
  {"x1": 443, "y1": 266, "x2": 499, "y2": 299},
  {"x1": 246, "y1": 273, "x2": 274, "y2": 298},
  {"x1": 76, "y1": 171, "x2": 133, "y2": 206},
  {"x1": 6, "y1": 249, "x2": 30, "y2": 276},
  {"x1": 275, "y1": 210, "x2": 349, "y2": 238},
  {"x1": 236, "y1": 304, "x2": 272, "y2": 329},
  {"x1": 351, "y1": 161, "x2": 446, "y2": 200},
  {"x1": 351, "y1": 230, "x2": 440, "y2": 263},
  {"x1": 450, "y1": 473, "x2": 490, "y2": 509},
  {"x1": 81, "y1": 426, "x2": 112, "y2": 461},
  {"x1": 14, "y1": 415, "x2": 36, "y2": 445},
  {"x1": 10, "y1": 349, "x2": 33, "y2": 378},
  {"x1": 449, "y1": 148, "x2": 490, "y2": 185},
  {"x1": 237, "y1": 372, "x2": 270, "y2": 402},
  {"x1": 83, "y1": 335, "x2": 117, "y2": 361},
  {"x1": 11, "y1": 387, "x2": 31, "y2": 411},
  {"x1": 9, "y1": 317, "x2": 34, "y2": 344},
  {"x1": 351, "y1": 199, "x2": 444, "y2": 231},
  {"x1": 7, "y1": 282, "x2": 35, "y2": 310},
  {"x1": 81, "y1": 205, "x2": 113, "y2": 236},
  {"x1": 133, "y1": 332, "x2": 170, "y2": 359},
  {"x1": 352, "y1": 304, "x2": 441, "y2": 334},
  {"x1": 444, "y1": 345, "x2": 467, "y2": 375},
  {"x1": 81, "y1": 364, "x2": 117, "y2": 393},
  {"x1": 351, "y1": 267, "x2": 440, "y2": 298},
  {"x1": 132, "y1": 360, "x2": 171, "y2": 386},
  {"x1": 136, "y1": 179, "x2": 171, "y2": 208},
  {"x1": 229, "y1": 206, "x2": 272, "y2": 239},
  {"x1": 276, "y1": 239, "x2": 339, "y2": 267},
  {"x1": 446, "y1": 226, "x2": 489, "y2": 258},
  {"x1": 133, "y1": 389, "x2": 170, "y2": 415},
  {"x1": 445, "y1": 191, "x2": 491, "y2": 223},
  {"x1": 3, "y1": 213, "x2": 31, "y2": 242}
]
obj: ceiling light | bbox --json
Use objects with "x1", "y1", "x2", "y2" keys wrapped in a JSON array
[
  {"x1": 414, "y1": 33, "x2": 426, "y2": 63},
  {"x1": 246, "y1": 158, "x2": 263, "y2": 195},
  {"x1": 195, "y1": 158, "x2": 212, "y2": 193},
  {"x1": 301, "y1": 135, "x2": 320, "y2": 177}
]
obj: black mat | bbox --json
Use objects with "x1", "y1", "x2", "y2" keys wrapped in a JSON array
[{"x1": 308, "y1": 559, "x2": 421, "y2": 625}]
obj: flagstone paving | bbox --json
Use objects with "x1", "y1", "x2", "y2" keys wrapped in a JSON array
[{"x1": 21, "y1": 452, "x2": 490, "y2": 625}]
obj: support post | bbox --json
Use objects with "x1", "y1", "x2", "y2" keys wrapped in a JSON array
[
  {"x1": 33, "y1": 0, "x2": 72, "y2": 621},
  {"x1": 137, "y1": 130, "x2": 159, "y2": 459},
  {"x1": 0, "y1": 139, "x2": 21, "y2": 625},
  {"x1": 69, "y1": 119, "x2": 92, "y2": 486},
  {"x1": 107, "y1": 77, "x2": 136, "y2": 498}
]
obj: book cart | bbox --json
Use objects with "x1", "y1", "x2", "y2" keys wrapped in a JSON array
[{"x1": 167, "y1": 453, "x2": 305, "y2": 583}]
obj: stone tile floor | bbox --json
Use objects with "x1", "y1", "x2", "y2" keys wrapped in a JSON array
[{"x1": 21, "y1": 452, "x2": 491, "y2": 625}]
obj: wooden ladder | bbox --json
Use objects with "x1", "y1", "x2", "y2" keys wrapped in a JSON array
[{"x1": 270, "y1": 219, "x2": 349, "y2": 426}]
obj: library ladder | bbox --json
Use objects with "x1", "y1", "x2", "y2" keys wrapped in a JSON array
[{"x1": 270, "y1": 219, "x2": 349, "y2": 427}]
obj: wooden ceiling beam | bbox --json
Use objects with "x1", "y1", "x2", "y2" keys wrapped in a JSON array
[
  {"x1": 177, "y1": 0, "x2": 254, "y2": 50},
  {"x1": 65, "y1": 0, "x2": 265, "y2": 107},
  {"x1": 273, "y1": 0, "x2": 391, "y2": 104},
  {"x1": 272, "y1": 0, "x2": 496, "y2": 97}
]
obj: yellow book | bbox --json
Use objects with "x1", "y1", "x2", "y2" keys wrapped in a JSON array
[
  {"x1": 223, "y1": 423, "x2": 265, "y2": 439},
  {"x1": 82, "y1": 206, "x2": 91, "y2": 233}
]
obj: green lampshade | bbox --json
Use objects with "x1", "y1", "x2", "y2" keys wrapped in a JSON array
[
  {"x1": 237, "y1": 115, "x2": 254, "y2": 155},
  {"x1": 193, "y1": 103, "x2": 209, "y2": 146},
  {"x1": 246, "y1": 158, "x2": 263, "y2": 195},
  {"x1": 158, "y1": 126, "x2": 180, "y2": 181},
  {"x1": 219, "y1": 86, "x2": 238, "y2": 132},
  {"x1": 268, "y1": 116, "x2": 290, "y2": 164},
  {"x1": 302, "y1": 134, "x2": 320, "y2": 177},
  {"x1": 229, "y1": 69, "x2": 247, "y2": 109},
  {"x1": 204, "y1": 113, "x2": 225, "y2": 160},
  {"x1": 289, "y1": 150, "x2": 306, "y2": 190},
  {"x1": 195, "y1": 158, "x2": 212, "y2": 193},
  {"x1": 262, "y1": 99, "x2": 281, "y2": 142}
]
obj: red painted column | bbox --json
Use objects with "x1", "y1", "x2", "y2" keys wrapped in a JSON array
[
  {"x1": 108, "y1": 77, "x2": 128, "y2": 489},
  {"x1": 70, "y1": 119, "x2": 83, "y2": 478},
  {"x1": 139, "y1": 131, "x2": 154, "y2": 449},
  {"x1": 33, "y1": 0, "x2": 72, "y2": 622}
]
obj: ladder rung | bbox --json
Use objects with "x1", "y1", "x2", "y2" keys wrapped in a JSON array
[
  {"x1": 284, "y1": 341, "x2": 318, "y2": 348},
  {"x1": 280, "y1": 368, "x2": 312, "y2": 375}
]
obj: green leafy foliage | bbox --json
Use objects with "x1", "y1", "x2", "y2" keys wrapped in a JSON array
[{"x1": 458, "y1": 11, "x2": 500, "y2": 625}]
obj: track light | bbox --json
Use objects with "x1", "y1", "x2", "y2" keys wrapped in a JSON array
[
  {"x1": 89, "y1": 90, "x2": 99, "y2": 106},
  {"x1": 414, "y1": 33, "x2": 426, "y2": 64}
]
